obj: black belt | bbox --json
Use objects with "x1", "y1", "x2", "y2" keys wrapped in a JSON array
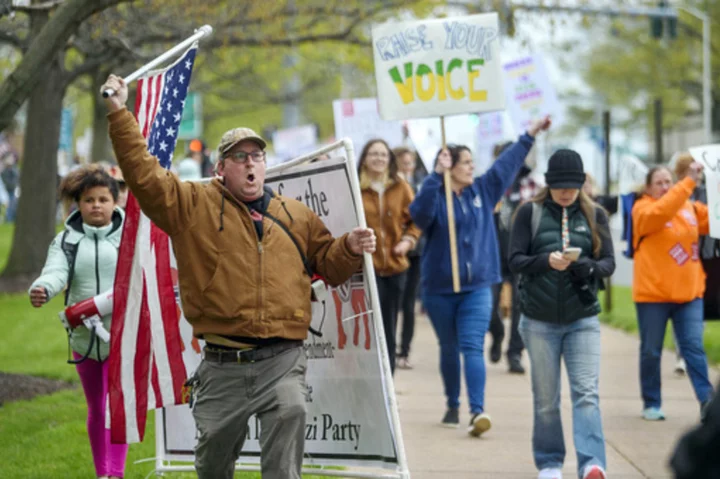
[{"x1": 202, "y1": 340, "x2": 302, "y2": 364}]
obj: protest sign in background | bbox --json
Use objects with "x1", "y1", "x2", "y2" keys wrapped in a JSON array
[
  {"x1": 689, "y1": 144, "x2": 720, "y2": 239},
  {"x1": 272, "y1": 123, "x2": 319, "y2": 163},
  {"x1": 372, "y1": 13, "x2": 505, "y2": 121},
  {"x1": 618, "y1": 154, "x2": 649, "y2": 195},
  {"x1": 502, "y1": 54, "x2": 563, "y2": 135},
  {"x1": 332, "y1": 98, "x2": 404, "y2": 153}
]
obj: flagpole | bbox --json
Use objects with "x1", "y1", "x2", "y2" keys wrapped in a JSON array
[
  {"x1": 441, "y1": 116, "x2": 461, "y2": 293},
  {"x1": 102, "y1": 25, "x2": 213, "y2": 98}
]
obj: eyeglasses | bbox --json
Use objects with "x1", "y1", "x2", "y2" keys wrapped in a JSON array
[{"x1": 225, "y1": 150, "x2": 266, "y2": 164}]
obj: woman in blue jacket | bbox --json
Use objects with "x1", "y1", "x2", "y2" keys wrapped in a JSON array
[{"x1": 410, "y1": 117, "x2": 551, "y2": 436}]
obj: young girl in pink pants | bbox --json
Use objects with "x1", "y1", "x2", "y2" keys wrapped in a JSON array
[{"x1": 29, "y1": 166, "x2": 128, "y2": 479}]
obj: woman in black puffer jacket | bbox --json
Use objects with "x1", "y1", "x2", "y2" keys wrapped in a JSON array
[{"x1": 508, "y1": 150, "x2": 615, "y2": 479}]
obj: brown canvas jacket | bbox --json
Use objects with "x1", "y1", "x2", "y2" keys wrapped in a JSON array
[
  {"x1": 108, "y1": 108, "x2": 362, "y2": 340},
  {"x1": 361, "y1": 179, "x2": 420, "y2": 276}
]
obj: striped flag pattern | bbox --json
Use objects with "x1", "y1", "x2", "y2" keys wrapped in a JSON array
[{"x1": 109, "y1": 44, "x2": 198, "y2": 444}]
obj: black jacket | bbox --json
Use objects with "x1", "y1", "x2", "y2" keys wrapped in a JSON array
[{"x1": 508, "y1": 198, "x2": 615, "y2": 324}]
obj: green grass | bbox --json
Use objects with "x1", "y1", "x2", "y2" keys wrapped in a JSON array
[
  {"x1": 0, "y1": 222, "x2": 13, "y2": 271},
  {"x1": 0, "y1": 222, "x2": 341, "y2": 478},
  {"x1": 600, "y1": 286, "x2": 720, "y2": 365}
]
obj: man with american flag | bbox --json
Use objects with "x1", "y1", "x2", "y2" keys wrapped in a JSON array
[{"x1": 101, "y1": 71, "x2": 376, "y2": 479}]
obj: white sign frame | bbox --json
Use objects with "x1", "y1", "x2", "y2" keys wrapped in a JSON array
[
  {"x1": 372, "y1": 13, "x2": 505, "y2": 121},
  {"x1": 152, "y1": 140, "x2": 410, "y2": 479},
  {"x1": 689, "y1": 144, "x2": 720, "y2": 239}
]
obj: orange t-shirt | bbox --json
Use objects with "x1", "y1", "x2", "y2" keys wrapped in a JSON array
[{"x1": 632, "y1": 177, "x2": 709, "y2": 303}]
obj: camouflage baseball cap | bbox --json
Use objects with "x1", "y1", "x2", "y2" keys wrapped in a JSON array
[{"x1": 217, "y1": 127, "x2": 267, "y2": 156}]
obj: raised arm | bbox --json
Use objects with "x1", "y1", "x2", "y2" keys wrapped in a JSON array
[
  {"x1": 633, "y1": 177, "x2": 696, "y2": 238},
  {"x1": 102, "y1": 74, "x2": 198, "y2": 236},
  {"x1": 479, "y1": 133, "x2": 535, "y2": 205},
  {"x1": 478, "y1": 116, "x2": 551, "y2": 205}
]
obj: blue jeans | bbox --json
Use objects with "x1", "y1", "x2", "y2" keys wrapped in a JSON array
[
  {"x1": 519, "y1": 316, "x2": 606, "y2": 478},
  {"x1": 636, "y1": 299, "x2": 713, "y2": 409},
  {"x1": 423, "y1": 287, "x2": 491, "y2": 414}
]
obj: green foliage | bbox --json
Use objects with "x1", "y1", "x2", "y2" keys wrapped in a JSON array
[
  {"x1": 571, "y1": 0, "x2": 720, "y2": 132},
  {"x1": 0, "y1": 388, "x2": 334, "y2": 478}
]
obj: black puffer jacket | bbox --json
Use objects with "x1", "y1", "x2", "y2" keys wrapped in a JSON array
[{"x1": 508, "y1": 198, "x2": 615, "y2": 324}]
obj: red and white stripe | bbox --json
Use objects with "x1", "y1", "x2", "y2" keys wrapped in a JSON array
[{"x1": 109, "y1": 72, "x2": 187, "y2": 444}]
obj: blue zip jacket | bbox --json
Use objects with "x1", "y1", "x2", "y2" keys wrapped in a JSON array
[{"x1": 410, "y1": 133, "x2": 535, "y2": 294}]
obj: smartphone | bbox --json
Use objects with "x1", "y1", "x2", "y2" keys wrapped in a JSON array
[{"x1": 562, "y1": 247, "x2": 582, "y2": 262}]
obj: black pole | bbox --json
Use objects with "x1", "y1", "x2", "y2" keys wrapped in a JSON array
[
  {"x1": 654, "y1": 98, "x2": 663, "y2": 164},
  {"x1": 603, "y1": 110, "x2": 612, "y2": 312}
]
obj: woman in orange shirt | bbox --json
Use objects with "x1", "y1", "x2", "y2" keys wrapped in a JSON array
[
  {"x1": 358, "y1": 139, "x2": 420, "y2": 374},
  {"x1": 632, "y1": 161, "x2": 713, "y2": 421}
]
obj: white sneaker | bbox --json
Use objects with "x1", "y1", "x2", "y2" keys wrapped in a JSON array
[
  {"x1": 538, "y1": 468, "x2": 563, "y2": 479},
  {"x1": 675, "y1": 356, "x2": 686, "y2": 376}
]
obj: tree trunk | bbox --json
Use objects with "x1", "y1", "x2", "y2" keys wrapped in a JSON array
[
  {"x1": 0, "y1": 0, "x2": 130, "y2": 133},
  {"x1": 0, "y1": 11, "x2": 67, "y2": 290},
  {"x1": 90, "y1": 70, "x2": 112, "y2": 163}
]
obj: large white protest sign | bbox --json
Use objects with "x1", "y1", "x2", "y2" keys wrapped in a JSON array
[
  {"x1": 272, "y1": 124, "x2": 319, "y2": 163},
  {"x1": 372, "y1": 13, "x2": 505, "y2": 121},
  {"x1": 159, "y1": 149, "x2": 406, "y2": 478},
  {"x1": 618, "y1": 154, "x2": 649, "y2": 195},
  {"x1": 502, "y1": 54, "x2": 563, "y2": 135},
  {"x1": 332, "y1": 98, "x2": 405, "y2": 152},
  {"x1": 689, "y1": 144, "x2": 720, "y2": 239}
]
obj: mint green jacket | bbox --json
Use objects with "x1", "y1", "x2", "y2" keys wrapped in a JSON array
[{"x1": 30, "y1": 207, "x2": 124, "y2": 361}]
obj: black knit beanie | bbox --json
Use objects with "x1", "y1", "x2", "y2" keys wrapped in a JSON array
[{"x1": 544, "y1": 149, "x2": 585, "y2": 189}]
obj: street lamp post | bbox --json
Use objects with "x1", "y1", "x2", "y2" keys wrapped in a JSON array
[{"x1": 678, "y1": 6, "x2": 713, "y2": 143}]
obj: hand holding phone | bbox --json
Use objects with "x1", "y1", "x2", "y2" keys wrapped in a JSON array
[{"x1": 562, "y1": 247, "x2": 582, "y2": 262}]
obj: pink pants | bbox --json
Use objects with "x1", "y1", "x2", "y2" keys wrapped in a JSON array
[{"x1": 74, "y1": 353, "x2": 128, "y2": 477}]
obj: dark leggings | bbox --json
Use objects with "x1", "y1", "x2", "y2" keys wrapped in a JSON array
[
  {"x1": 398, "y1": 255, "x2": 421, "y2": 358},
  {"x1": 376, "y1": 272, "x2": 407, "y2": 374}
]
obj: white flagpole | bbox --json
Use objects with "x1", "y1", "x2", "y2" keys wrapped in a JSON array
[
  {"x1": 102, "y1": 25, "x2": 213, "y2": 98},
  {"x1": 342, "y1": 137, "x2": 411, "y2": 479}
]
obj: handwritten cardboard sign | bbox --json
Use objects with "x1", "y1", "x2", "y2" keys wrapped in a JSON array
[
  {"x1": 689, "y1": 144, "x2": 720, "y2": 239},
  {"x1": 372, "y1": 13, "x2": 505, "y2": 121}
]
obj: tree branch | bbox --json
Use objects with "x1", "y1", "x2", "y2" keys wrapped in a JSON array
[{"x1": 0, "y1": 0, "x2": 133, "y2": 132}]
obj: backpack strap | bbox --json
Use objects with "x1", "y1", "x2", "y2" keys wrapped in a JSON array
[
  {"x1": 263, "y1": 210, "x2": 327, "y2": 338},
  {"x1": 530, "y1": 202, "x2": 542, "y2": 242},
  {"x1": 60, "y1": 230, "x2": 79, "y2": 306},
  {"x1": 263, "y1": 211, "x2": 313, "y2": 278}
]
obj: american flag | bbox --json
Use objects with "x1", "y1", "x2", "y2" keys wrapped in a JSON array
[{"x1": 109, "y1": 44, "x2": 198, "y2": 444}]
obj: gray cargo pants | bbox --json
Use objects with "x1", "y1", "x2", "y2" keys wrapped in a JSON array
[{"x1": 192, "y1": 346, "x2": 308, "y2": 479}]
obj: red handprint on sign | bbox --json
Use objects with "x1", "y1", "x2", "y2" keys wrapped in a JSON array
[{"x1": 333, "y1": 275, "x2": 371, "y2": 351}]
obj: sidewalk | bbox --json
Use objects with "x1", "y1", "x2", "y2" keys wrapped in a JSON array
[{"x1": 393, "y1": 316, "x2": 718, "y2": 479}]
